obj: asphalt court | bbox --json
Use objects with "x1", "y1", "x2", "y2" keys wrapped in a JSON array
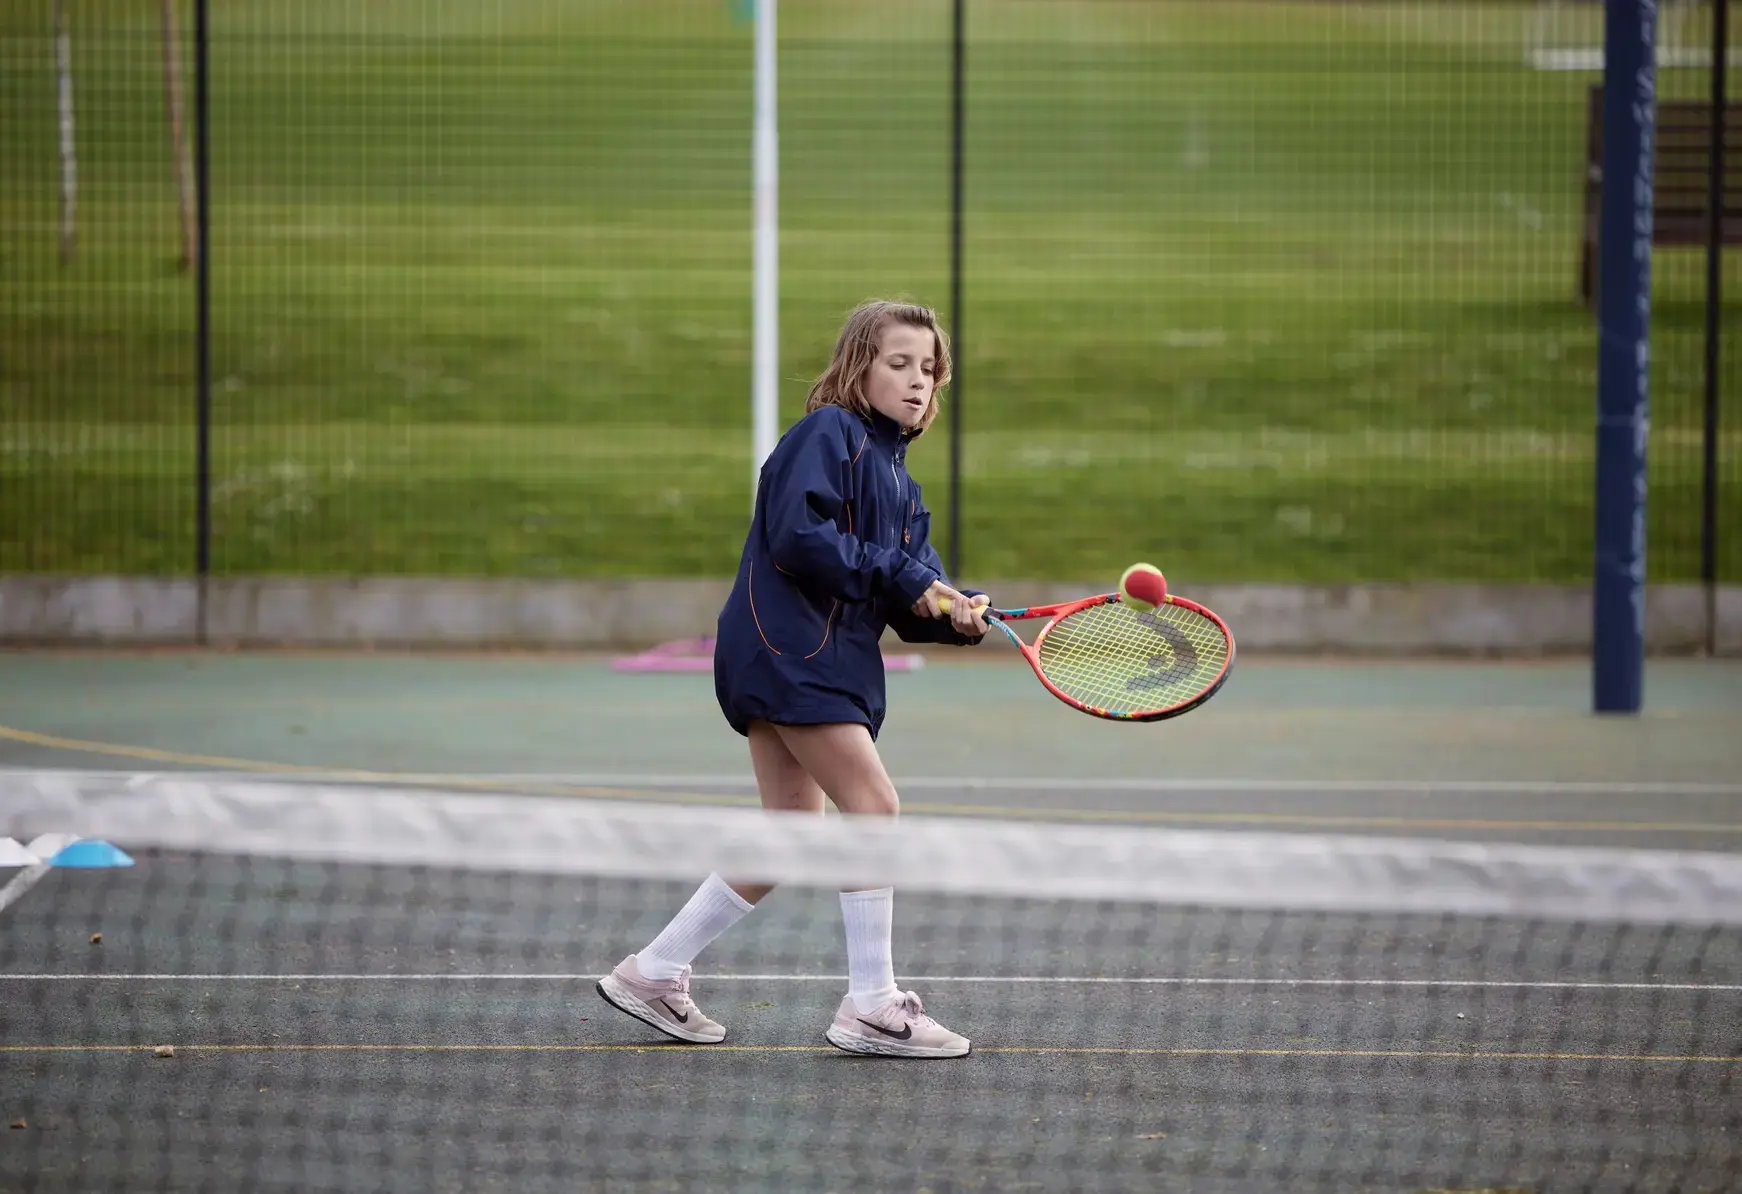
[
  {"x1": 3, "y1": 651, "x2": 1741, "y2": 1190},
  {"x1": 2, "y1": 650, "x2": 1741, "y2": 845}
]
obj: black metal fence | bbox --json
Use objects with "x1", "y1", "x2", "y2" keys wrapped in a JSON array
[{"x1": 3, "y1": 1, "x2": 1735, "y2": 600}]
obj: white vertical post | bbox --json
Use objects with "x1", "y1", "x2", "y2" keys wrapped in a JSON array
[
  {"x1": 163, "y1": 0, "x2": 198, "y2": 272},
  {"x1": 54, "y1": 0, "x2": 77, "y2": 264},
  {"x1": 751, "y1": 0, "x2": 778, "y2": 506}
]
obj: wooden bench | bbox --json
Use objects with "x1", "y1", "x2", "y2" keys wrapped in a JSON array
[{"x1": 1582, "y1": 85, "x2": 1742, "y2": 305}]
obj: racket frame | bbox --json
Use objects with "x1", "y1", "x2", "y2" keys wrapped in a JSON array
[{"x1": 970, "y1": 591, "x2": 1235, "y2": 723}]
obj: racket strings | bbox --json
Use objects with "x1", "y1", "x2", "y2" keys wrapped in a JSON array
[{"x1": 1037, "y1": 601, "x2": 1229, "y2": 715}]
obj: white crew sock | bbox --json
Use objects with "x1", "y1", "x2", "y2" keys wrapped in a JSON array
[
  {"x1": 840, "y1": 887, "x2": 900, "y2": 1014},
  {"x1": 636, "y1": 873, "x2": 754, "y2": 981}
]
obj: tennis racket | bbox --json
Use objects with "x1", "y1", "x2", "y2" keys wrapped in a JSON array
[{"x1": 939, "y1": 584, "x2": 1234, "y2": 722}]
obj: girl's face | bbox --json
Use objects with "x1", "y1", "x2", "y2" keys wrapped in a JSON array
[{"x1": 864, "y1": 322, "x2": 937, "y2": 431}]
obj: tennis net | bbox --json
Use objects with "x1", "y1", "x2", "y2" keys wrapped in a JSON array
[{"x1": 4, "y1": 770, "x2": 1740, "y2": 1193}]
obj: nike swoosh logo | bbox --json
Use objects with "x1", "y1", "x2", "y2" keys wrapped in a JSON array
[
  {"x1": 656, "y1": 998, "x2": 690, "y2": 1024},
  {"x1": 857, "y1": 1017, "x2": 913, "y2": 1041}
]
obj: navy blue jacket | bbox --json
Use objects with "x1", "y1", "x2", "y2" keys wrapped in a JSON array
[{"x1": 714, "y1": 404, "x2": 983, "y2": 741}]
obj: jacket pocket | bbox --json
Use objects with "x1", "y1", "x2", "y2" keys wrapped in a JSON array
[{"x1": 750, "y1": 556, "x2": 838, "y2": 661}]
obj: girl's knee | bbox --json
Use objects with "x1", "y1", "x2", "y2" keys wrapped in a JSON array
[{"x1": 846, "y1": 782, "x2": 900, "y2": 818}]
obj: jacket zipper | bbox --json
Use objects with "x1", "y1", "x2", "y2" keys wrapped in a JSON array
[{"x1": 892, "y1": 450, "x2": 904, "y2": 543}]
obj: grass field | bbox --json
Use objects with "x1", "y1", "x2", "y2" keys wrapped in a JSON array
[{"x1": 3, "y1": 0, "x2": 1738, "y2": 583}]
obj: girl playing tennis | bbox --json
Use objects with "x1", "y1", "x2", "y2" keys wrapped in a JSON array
[{"x1": 597, "y1": 299, "x2": 989, "y2": 1058}]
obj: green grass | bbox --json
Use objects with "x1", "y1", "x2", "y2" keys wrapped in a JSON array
[{"x1": 3, "y1": 0, "x2": 1738, "y2": 583}]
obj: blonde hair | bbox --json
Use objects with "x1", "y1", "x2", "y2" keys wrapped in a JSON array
[{"x1": 804, "y1": 300, "x2": 953, "y2": 437}]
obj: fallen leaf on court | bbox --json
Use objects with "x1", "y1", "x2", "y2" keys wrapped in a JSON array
[
  {"x1": 1136, "y1": 1132, "x2": 1167, "y2": 1140},
  {"x1": 90, "y1": 933, "x2": 102, "y2": 944},
  {"x1": 9, "y1": 1119, "x2": 25, "y2": 1130},
  {"x1": 154, "y1": 1045, "x2": 175, "y2": 1058}
]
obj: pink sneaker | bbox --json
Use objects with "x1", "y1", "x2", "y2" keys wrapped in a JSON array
[
  {"x1": 824, "y1": 990, "x2": 971, "y2": 1058},
  {"x1": 596, "y1": 955, "x2": 727, "y2": 1044}
]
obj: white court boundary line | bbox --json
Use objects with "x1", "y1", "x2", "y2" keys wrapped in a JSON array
[
  {"x1": 2, "y1": 974, "x2": 1739, "y2": 993},
  {"x1": 10, "y1": 769, "x2": 1742, "y2": 798},
  {"x1": 0, "y1": 865, "x2": 52, "y2": 916}
]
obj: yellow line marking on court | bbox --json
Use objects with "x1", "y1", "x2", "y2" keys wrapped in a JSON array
[
  {"x1": 0, "y1": 725, "x2": 386, "y2": 777},
  {"x1": 1, "y1": 1044, "x2": 1736, "y2": 1062},
  {"x1": 0, "y1": 724, "x2": 684, "y2": 803},
  {"x1": 6, "y1": 722, "x2": 1741, "y2": 836}
]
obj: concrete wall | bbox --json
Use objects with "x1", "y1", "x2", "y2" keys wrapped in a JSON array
[{"x1": 2, "y1": 575, "x2": 1738, "y2": 655}]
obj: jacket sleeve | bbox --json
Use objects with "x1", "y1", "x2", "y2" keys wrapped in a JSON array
[
  {"x1": 761, "y1": 411, "x2": 940, "y2": 606},
  {"x1": 884, "y1": 480, "x2": 986, "y2": 646}
]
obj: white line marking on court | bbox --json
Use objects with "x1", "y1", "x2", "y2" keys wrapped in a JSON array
[
  {"x1": 0, "y1": 865, "x2": 51, "y2": 917},
  {"x1": 2, "y1": 974, "x2": 1738, "y2": 993},
  {"x1": 13, "y1": 769, "x2": 1742, "y2": 797}
]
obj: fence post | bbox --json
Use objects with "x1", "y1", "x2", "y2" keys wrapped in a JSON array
[
  {"x1": 1700, "y1": 0, "x2": 1729, "y2": 655},
  {"x1": 947, "y1": 0, "x2": 965, "y2": 579},
  {"x1": 194, "y1": 0, "x2": 211, "y2": 640}
]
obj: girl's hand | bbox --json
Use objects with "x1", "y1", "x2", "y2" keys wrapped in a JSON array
[
  {"x1": 913, "y1": 580, "x2": 990, "y2": 637},
  {"x1": 952, "y1": 592, "x2": 991, "y2": 638}
]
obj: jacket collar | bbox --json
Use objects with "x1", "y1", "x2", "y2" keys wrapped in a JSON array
[{"x1": 864, "y1": 408, "x2": 916, "y2": 449}]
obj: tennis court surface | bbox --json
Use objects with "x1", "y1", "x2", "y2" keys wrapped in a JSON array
[{"x1": 3, "y1": 652, "x2": 1741, "y2": 1192}]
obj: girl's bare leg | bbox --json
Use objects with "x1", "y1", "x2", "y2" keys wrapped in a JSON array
[
  {"x1": 768, "y1": 722, "x2": 902, "y2": 1014},
  {"x1": 726, "y1": 719, "x2": 827, "y2": 905},
  {"x1": 767, "y1": 722, "x2": 899, "y2": 819},
  {"x1": 631, "y1": 721, "x2": 822, "y2": 976}
]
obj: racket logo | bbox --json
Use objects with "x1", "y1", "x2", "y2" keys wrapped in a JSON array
[{"x1": 1124, "y1": 615, "x2": 1201, "y2": 691}]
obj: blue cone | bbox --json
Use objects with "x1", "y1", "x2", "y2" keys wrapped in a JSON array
[{"x1": 49, "y1": 840, "x2": 135, "y2": 868}]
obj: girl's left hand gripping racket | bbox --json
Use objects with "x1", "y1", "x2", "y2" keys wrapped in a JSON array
[{"x1": 941, "y1": 581, "x2": 1234, "y2": 722}]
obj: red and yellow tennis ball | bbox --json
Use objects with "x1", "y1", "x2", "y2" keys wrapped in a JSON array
[{"x1": 1117, "y1": 562, "x2": 1168, "y2": 612}]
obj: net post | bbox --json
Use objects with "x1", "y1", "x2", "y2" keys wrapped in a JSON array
[
  {"x1": 1593, "y1": 0, "x2": 1657, "y2": 714},
  {"x1": 750, "y1": 0, "x2": 778, "y2": 511}
]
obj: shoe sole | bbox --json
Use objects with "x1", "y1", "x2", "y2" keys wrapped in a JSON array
[
  {"x1": 825, "y1": 1024, "x2": 971, "y2": 1059},
  {"x1": 595, "y1": 975, "x2": 726, "y2": 1044}
]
